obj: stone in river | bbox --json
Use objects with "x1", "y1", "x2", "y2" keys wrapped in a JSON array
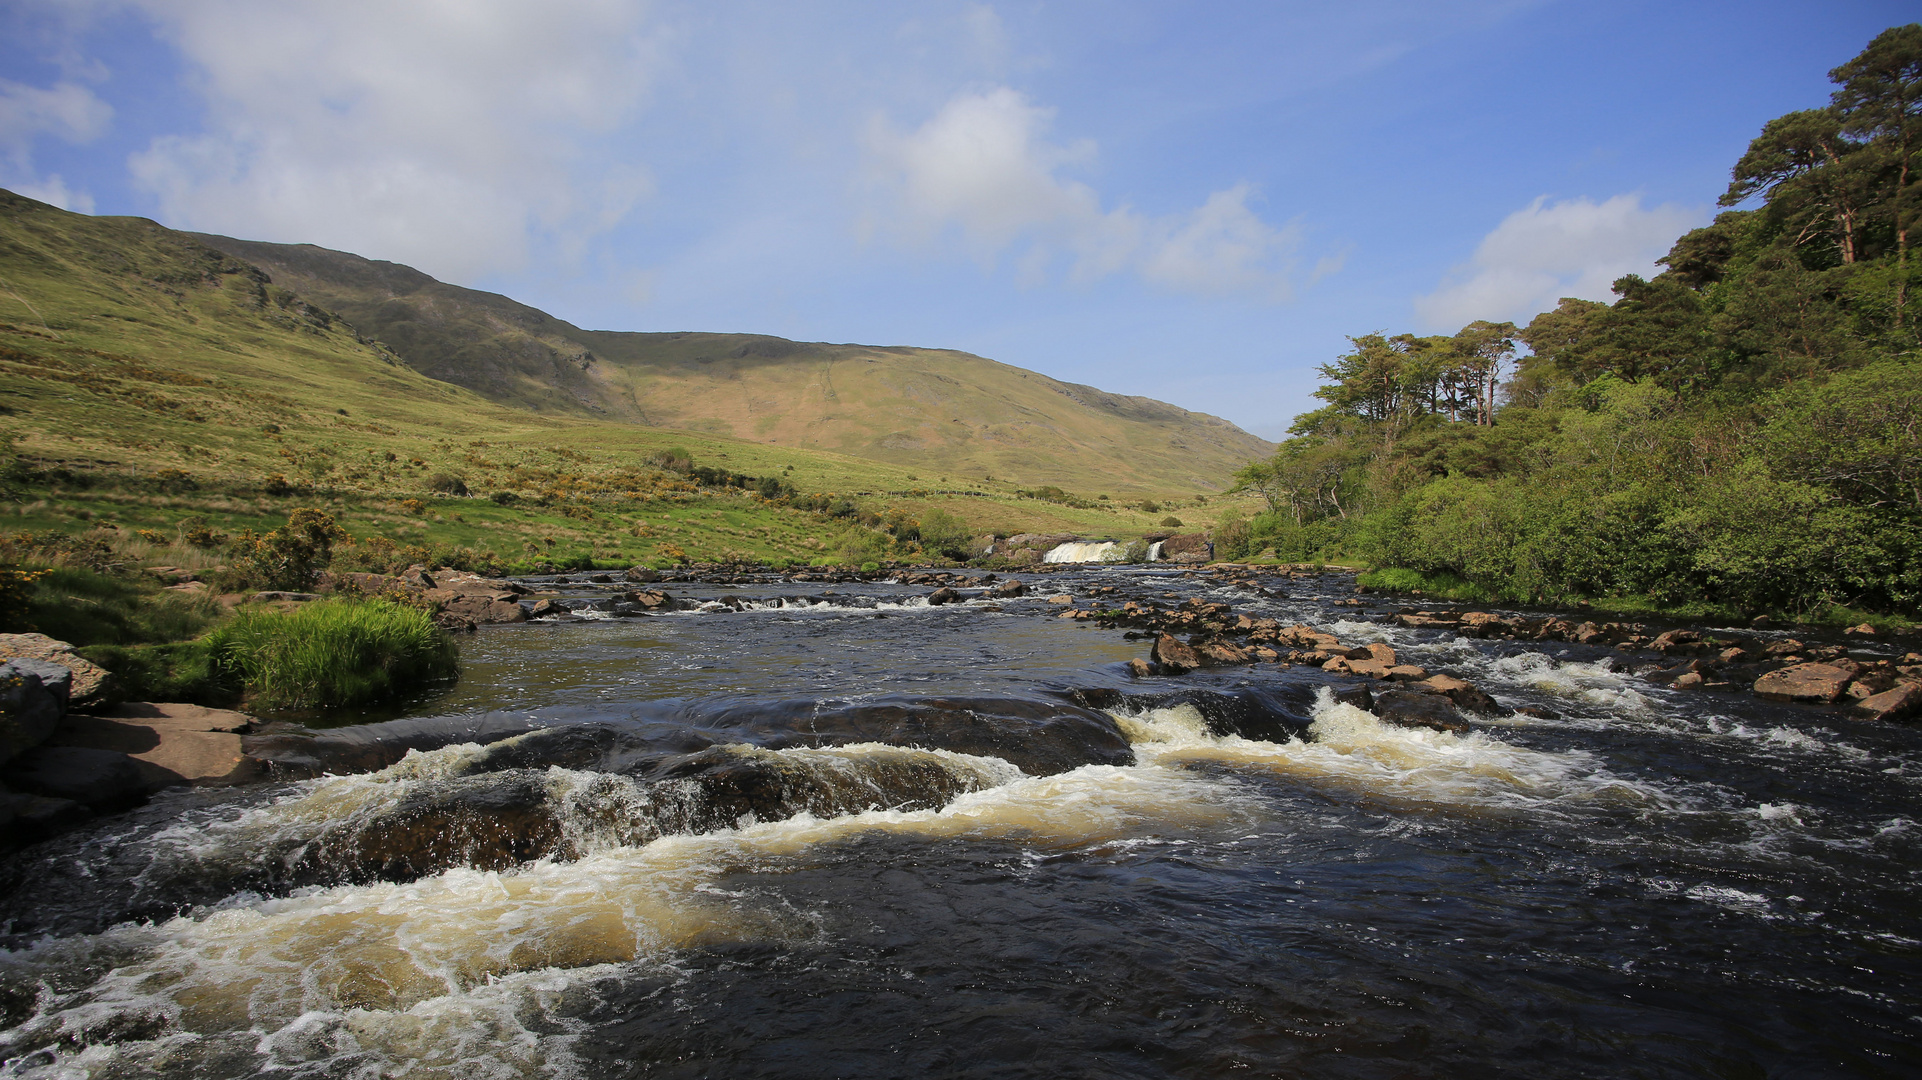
[
  {"x1": 1415, "y1": 674, "x2": 1501, "y2": 715},
  {"x1": 1371, "y1": 690, "x2": 1468, "y2": 733},
  {"x1": 1152, "y1": 633, "x2": 1201, "y2": 675},
  {"x1": 927, "y1": 587, "x2": 962, "y2": 606},
  {"x1": 1853, "y1": 683, "x2": 1922, "y2": 723},
  {"x1": 1754, "y1": 662, "x2": 1855, "y2": 703}
]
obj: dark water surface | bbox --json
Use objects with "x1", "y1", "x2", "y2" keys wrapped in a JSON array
[{"x1": 2, "y1": 568, "x2": 1918, "y2": 1078}]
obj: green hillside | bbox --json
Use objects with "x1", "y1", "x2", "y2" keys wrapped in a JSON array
[
  {"x1": 0, "y1": 190, "x2": 1258, "y2": 571},
  {"x1": 191, "y1": 233, "x2": 1271, "y2": 494}
]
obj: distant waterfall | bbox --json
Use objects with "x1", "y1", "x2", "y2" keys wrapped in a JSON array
[
  {"x1": 1146, "y1": 542, "x2": 1163, "y2": 562},
  {"x1": 1043, "y1": 541, "x2": 1118, "y2": 563}
]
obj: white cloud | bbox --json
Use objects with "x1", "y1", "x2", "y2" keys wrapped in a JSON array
[
  {"x1": 123, "y1": 0, "x2": 662, "y2": 281},
  {"x1": 0, "y1": 78, "x2": 112, "y2": 154},
  {"x1": 11, "y1": 174, "x2": 94, "y2": 213},
  {"x1": 0, "y1": 77, "x2": 112, "y2": 211},
  {"x1": 1415, "y1": 194, "x2": 1705, "y2": 329},
  {"x1": 869, "y1": 86, "x2": 1303, "y2": 299}
]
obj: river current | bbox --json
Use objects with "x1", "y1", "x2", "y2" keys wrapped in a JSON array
[{"x1": 1, "y1": 566, "x2": 1918, "y2": 1078}]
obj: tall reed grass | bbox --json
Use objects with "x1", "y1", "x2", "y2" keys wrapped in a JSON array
[{"x1": 208, "y1": 598, "x2": 456, "y2": 709}]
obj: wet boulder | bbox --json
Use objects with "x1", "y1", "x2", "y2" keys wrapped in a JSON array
[
  {"x1": 1415, "y1": 674, "x2": 1500, "y2": 714},
  {"x1": 299, "y1": 770, "x2": 571, "y2": 884},
  {"x1": 711, "y1": 695, "x2": 1135, "y2": 776},
  {"x1": 626, "y1": 566, "x2": 662, "y2": 583},
  {"x1": 927, "y1": 587, "x2": 963, "y2": 606},
  {"x1": 986, "y1": 579, "x2": 1028, "y2": 599},
  {"x1": 1152, "y1": 633, "x2": 1201, "y2": 675},
  {"x1": 1754, "y1": 663, "x2": 1856, "y2": 703},
  {"x1": 647, "y1": 744, "x2": 991, "y2": 831},
  {"x1": 1853, "y1": 683, "x2": 1922, "y2": 724},
  {"x1": 431, "y1": 591, "x2": 528, "y2": 624},
  {"x1": 1370, "y1": 690, "x2": 1468, "y2": 733}
]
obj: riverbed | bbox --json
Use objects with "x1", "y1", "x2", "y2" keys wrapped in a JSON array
[{"x1": 2, "y1": 566, "x2": 1918, "y2": 1078}]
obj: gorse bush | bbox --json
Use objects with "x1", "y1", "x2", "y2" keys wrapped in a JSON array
[{"x1": 207, "y1": 597, "x2": 457, "y2": 709}]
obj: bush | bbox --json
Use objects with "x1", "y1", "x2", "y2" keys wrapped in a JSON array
[
  {"x1": 233, "y1": 509, "x2": 349, "y2": 592},
  {"x1": 425, "y1": 472, "x2": 469, "y2": 496},
  {"x1": 1159, "y1": 515, "x2": 1184, "y2": 527},
  {"x1": 207, "y1": 598, "x2": 457, "y2": 709},
  {"x1": 916, "y1": 508, "x2": 974, "y2": 561}
]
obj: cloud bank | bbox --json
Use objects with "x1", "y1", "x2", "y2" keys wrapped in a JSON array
[
  {"x1": 869, "y1": 87, "x2": 1303, "y2": 299},
  {"x1": 1415, "y1": 194, "x2": 1703, "y2": 329},
  {"x1": 123, "y1": 0, "x2": 661, "y2": 280},
  {"x1": 0, "y1": 76, "x2": 113, "y2": 212}
]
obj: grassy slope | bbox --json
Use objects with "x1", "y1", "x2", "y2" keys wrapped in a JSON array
[
  {"x1": 191, "y1": 233, "x2": 1272, "y2": 495},
  {"x1": 0, "y1": 191, "x2": 1256, "y2": 564}
]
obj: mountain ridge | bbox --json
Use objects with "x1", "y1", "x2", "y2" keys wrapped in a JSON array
[{"x1": 189, "y1": 232, "x2": 1271, "y2": 493}]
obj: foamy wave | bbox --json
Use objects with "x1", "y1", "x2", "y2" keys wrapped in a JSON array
[
  {"x1": 1109, "y1": 691, "x2": 1673, "y2": 812},
  {"x1": 0, "y1": 748, "x2": 1251, "y2": 1077}
]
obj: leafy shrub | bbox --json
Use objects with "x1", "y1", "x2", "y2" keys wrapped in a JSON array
[
  {"x1": 208, "y1": 598, "x2": 457, "y2": 709},
  {"x1": 489, "y1": 490, "x2": 519, "y2": 505},
  {"x1": 1159, "y1": 515, "x2": 1183, "y2": 527},
  {"x1": 425, "y1": 472, "x2": 469, "y2": 496},
  {"x1": 233, "y1": 509, "x2": 348, "y2": 591},
  {"x1": 916, "y1": 508, "x2": 974, "y2": 561}
]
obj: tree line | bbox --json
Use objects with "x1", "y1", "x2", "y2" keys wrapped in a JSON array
[{"x1": 1229, "y1": 26, "x2": 1922, "y2": 619}]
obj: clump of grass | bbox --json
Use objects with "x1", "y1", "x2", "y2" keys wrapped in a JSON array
[
  {"x1": 75, "y1": 640, "x2": 235, "y2": 706},
  {"x1": 207, "y1": 597, "x2": 457, "y2": 709},
  {"x1": 8, "y1": 565, "x2": 225, "y2": 645}
]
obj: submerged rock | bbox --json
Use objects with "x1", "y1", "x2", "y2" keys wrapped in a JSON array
[{"x1": 1370, "y1": 690, "x2": 1468, "y2": 733}]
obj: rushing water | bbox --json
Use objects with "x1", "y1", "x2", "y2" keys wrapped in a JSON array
[{"x1": 2, "y1": 567, "x2": 1919, "y2": 1078}]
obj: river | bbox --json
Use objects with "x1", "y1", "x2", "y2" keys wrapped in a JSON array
[{"x1": 1, "y1": 566, "x2": 1918, "y2": 1078}]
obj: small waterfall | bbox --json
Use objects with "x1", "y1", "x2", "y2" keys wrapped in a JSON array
[
  {"x1": 1043, "y1": 541, "x2": 1118, "y2": 563},
  {"x1": 1146, "y1": 541, "x2": 1163, "y2": 562}
]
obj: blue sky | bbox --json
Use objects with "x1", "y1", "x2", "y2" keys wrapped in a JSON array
[{"x1": 0, "y1": 1, "x2": 1910, "y2": 439}]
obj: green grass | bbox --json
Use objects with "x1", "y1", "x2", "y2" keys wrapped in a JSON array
[
  {"x1": 74, "y1": 640, "x2": 232, "y2": 706},
  {"x1": 206, "y1": 597, "x2": 457, "y2": 709},
  {"x1": 6, "y1": 565, "x2": 224, "y2": 646},
  {"x1": 1357, "y1": 568, "x2": 1506, "y2": 605},
  {"x1": 0, "y1": 190, "x2": 1263, "y2": 510}
]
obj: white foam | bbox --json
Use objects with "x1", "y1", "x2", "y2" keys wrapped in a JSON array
[
  {"x1": 0, "y1": 744, "x2": 1250, "y2": 1077},
  {"x1": 1109, "y1": 691, "x2": 1673, "y2": 813}
]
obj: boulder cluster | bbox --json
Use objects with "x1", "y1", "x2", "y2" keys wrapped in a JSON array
[
  {"x1": 1379, "y1": 609, "x2": 1922, "y2": 723},
  {"x1": 0, "y1": 633, "x2": 258, "y2": 849}
]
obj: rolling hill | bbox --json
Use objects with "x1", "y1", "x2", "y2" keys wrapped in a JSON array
[{"x1": 190, "y1": 233, "x2": 1272, "y2": 494}]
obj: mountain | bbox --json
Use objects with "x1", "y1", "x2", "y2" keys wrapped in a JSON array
[{"x1": 190, "y1": 234, "x2": 1272, "y2": 493}]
